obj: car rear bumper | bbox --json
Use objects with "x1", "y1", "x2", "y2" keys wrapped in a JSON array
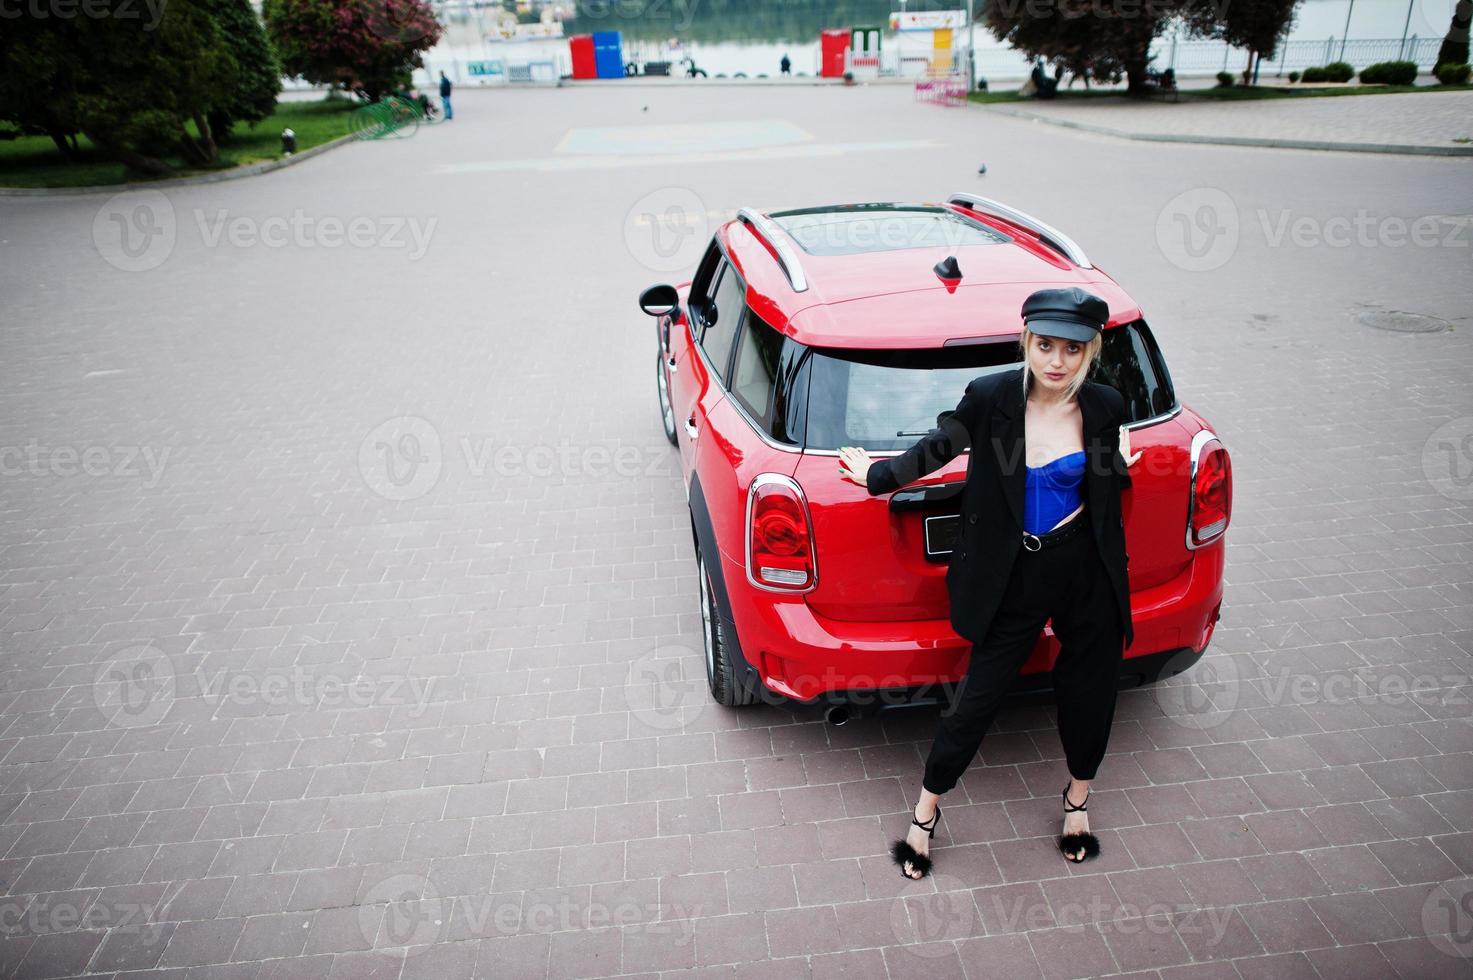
[{"x1": 718, "y1": 542, "x2": 1224, "y2": 707}]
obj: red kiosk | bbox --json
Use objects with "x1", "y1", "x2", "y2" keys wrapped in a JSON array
[
  {"x1": 568, "y1": 34, "x2": 597, "y2": 79},
  {"x1": 820, "y1": 29, "x2": 850, "y2": 77}
]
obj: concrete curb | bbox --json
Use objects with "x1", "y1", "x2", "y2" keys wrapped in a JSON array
[
  {"x1": 0, "y1": 132, "x2": 358, "y2": 198},
  {"x1": 978, "y1": 103, "x2": 1473, "y2": 158}
]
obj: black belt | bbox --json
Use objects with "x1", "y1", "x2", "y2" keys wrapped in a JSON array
[{"x1": 1022, "y1": 508, "x2": 1088, "y2": 552}]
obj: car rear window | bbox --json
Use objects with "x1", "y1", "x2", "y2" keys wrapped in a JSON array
[
  {"x1": 801, "y1": 320, "x2": 1176, "y2": 452},
  {"x1": 769, "y1": 205, "x2": 1008, "y2": 257}
]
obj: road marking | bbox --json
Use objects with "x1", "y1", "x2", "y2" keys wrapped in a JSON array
[
  {"x1": 433, "y1": 139, "x2": 945, "y2": 174},
  {"x1": 554, "y1": 119, "x2": 813, "y2": 155}
]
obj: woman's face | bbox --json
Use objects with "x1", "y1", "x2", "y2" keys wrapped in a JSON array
[{"x1": 1027, "y1": 332, "x2": 1087, "y2": 395}]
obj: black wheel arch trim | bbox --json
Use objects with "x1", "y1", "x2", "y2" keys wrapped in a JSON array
[{"x1": 687, "y1": 473, "x2": 776, "y2": 704}]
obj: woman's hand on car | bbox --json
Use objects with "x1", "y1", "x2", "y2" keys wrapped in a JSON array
[
  {"x1": 1119, "y1": 425, "x2": 1143, "y2": 467},
  {"x1": 837, "y1": 446, "x2": 872, "y2": 487}
]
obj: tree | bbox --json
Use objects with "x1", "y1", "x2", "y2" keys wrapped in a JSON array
[
  {"x1": 0, "y1": 0, "x2": 242, "y2": 174},
  {"x1": 203, "y1": 0, "x2": 283, "y2": 139},
  {"x1": 984, "y1": 0, "x2": 1305, "y2": 94},
  {"x1": 0, "y1": 23, "x2": 82, "y2": 158},
  {"x1": 984, "y1": 0, "x2": 1176, "y2": 94},
  {"x1": 1179, "y1": 0, "x2": 1298, "y2": 83},
  {"x1": 1437, "y1": 0, "x2": 1471, "y2": 68},
  {"x1": 264, "y1": 0, "x2": 443, "y2": 102}
]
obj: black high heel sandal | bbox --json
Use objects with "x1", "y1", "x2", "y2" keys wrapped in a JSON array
[
  {"x1": 1059, "y1": 783, "x2": 1100, "y2": 863},
  {"x1": 890, "y1": 804, "x2": 942, "y2": 879}
]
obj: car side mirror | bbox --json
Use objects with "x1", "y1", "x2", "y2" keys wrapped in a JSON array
[{"x1": 639, "y1": 284, "x2": 679, "y2": 317}]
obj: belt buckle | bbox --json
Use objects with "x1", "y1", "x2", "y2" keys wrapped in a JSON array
[{"x1": 1022, "y1": 532, "x2": 1042, "y2": 552}]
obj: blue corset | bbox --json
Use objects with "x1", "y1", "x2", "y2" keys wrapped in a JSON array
[{"x1": 1024, "y1": 450, "x2": 1086, "y2": 534}]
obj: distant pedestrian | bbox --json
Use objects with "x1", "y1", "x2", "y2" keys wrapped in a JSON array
[
  {"x1": 439, "y1": 71, "x2": 453, "y2": 120},
  {"x1": 780, "y1": 53, "x2": 792, "y2": 76}
]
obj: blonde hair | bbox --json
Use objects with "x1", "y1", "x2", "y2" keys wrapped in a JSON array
[{"x1": 1018, "y1": 326, "x2": 1102, "y2": 404}]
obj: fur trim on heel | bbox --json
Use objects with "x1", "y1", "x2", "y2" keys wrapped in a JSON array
[
  {"x1": 891, "y1": 838, "x2": 933, "y2": 878},
  {"x1": 1059, "y1": 831, "x2": 1100, "y2": 862}
]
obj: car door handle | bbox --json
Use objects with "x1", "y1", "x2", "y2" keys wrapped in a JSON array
[{"x1": 684, "y1": 417, "x2": 698, "y2": 439}]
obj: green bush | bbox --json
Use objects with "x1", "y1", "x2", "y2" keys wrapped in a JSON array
[
  {"x1": 1359, "y1": 60, "x2": 1417, "y2": 85},
  {"x1": 1215, "y1": 70, "x2": 1234, "y2": 87},
  {"x1": 1288, "y1": 70, "x2": 1300, "y2": 82},
  {"x1": 1435, "y1": 62, "x2": 1471, "y2": 85},
  {"x1": 1299, "y1": 62, "x2": 1354, "y2": 83}
]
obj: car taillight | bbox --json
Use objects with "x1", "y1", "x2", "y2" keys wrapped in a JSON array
[
  {"x1": 1188, "y1": 433, "x2": 1231, "y2": 549},
  {"x1": 746, "y1": 474, "x2": 816, "y2": 591}
]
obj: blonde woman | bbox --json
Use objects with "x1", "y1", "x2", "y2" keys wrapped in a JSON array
[{"x1": 838, "y1": 287, "x2": 1141, "y2": 877}]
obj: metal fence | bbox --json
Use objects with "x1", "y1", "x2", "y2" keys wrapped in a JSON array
[
  {"x1": 1159, "y1": 35, "x2": 1446, "y2": 75},
  {"x1": 974, "y1": 34, "x2": 1450, "y2": 82}
]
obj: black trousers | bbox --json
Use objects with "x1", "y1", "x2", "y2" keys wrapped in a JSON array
[{"x1": 922, "y1": 512, "x2": 1125, "y2": 796}]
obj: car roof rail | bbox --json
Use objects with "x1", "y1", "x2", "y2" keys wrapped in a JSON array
[
  {"x1": 946, "y1": 192, "x2": 1094, "y2": 270},
  {"x1": 737, "y1": 208, "x2": 809, "y2": 292}
]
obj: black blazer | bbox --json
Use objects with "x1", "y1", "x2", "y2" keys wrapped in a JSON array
[{"x1": 865, "y1": 366, "x2": 1135, "y2": 651}]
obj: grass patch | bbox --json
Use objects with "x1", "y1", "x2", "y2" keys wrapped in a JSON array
[{"x1": 0, "y1": 96, "x2": 357, "y2": 189}]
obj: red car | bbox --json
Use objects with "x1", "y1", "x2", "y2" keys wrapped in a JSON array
[{"x1": 638, "y1": 194, "x2": 1232, "y2": 722}]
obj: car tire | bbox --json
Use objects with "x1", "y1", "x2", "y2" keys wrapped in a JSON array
[
  {"x1": 697, "y1": 546, "x2": 756, "y2": 707},
  {"x1": 656, "y1": 349, "x2": 678, "y2": 447}
]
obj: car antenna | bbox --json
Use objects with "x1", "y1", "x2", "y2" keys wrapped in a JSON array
[{"x1": 934, "y1": 255, "x2": 962, "y2": 293}]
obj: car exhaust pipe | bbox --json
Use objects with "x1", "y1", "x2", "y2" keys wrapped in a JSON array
[{"x1": 824, "y1": 706, "x2": 850, "y2": 727}]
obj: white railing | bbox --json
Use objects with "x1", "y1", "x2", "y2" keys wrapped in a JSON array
[
  {"x1": 1144, "y1": 34, "x2": 1448, "y2": 78},
  {"x1": 970, "y1": 35, "x2": 1451, "y2": 83}
]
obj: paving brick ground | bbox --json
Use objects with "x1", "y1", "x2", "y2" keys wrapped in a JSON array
[
  {"x1": 0, "y1": 85, "x2": 1470, "y2": 978},
  {"x1": 983, "y1": 88, "x2": 1473, "y2": 150}
]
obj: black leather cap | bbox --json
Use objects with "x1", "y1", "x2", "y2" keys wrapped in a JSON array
[{"x1": 1020, "y1": 287, "x2": 1109, "y2": 342}]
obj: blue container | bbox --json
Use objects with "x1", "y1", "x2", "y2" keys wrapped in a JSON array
[{"x1": 593, "y1": 30, "x2": 623, "y2": 78}]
